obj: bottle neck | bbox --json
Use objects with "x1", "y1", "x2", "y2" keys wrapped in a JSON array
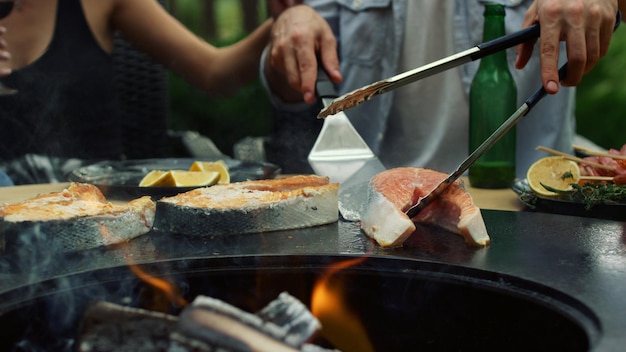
[{"x1": 480, "y1": 10, "x2": 508, "y2": 66}]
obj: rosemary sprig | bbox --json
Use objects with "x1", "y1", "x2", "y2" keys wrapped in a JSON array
[{"x1": 541, "y1": 182, "x2": 626, "y2": 210}]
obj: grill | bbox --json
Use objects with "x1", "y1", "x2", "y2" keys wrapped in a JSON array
[{"x1": 1, "y1": 210, "x2": 625, "y2": 351}]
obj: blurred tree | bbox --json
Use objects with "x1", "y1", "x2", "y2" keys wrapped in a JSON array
[
  {"x1": 166, "y1": 0, "x2": 272, "y2": 156},
  {"x1": 575, "y1": 26, "x2": 626, "y2": 150}
]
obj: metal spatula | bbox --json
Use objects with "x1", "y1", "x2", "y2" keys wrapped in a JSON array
[{"x1": 308, "y1": 69, "x2": 385, "y2": 221}]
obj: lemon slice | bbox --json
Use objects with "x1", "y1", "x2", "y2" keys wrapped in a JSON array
[
  {"x1": 526, "y1": 156, "x2": 580, "y2": 197},
  {"x1": 189, "y1": 160, "x2": 230, "y2": 184},
  {"x1": 139, "y1": 170, "x2": 220, "y2": 187},
  {"x1": 139, "y1": 170, "x2": 169, "y2": 187},
  {"x1": 169, "y1": 170, "x2": 220, "y2": 187}
]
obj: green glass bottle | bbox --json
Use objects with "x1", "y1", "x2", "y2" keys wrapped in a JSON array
[{"x1": 468, "y1": 2, "x2": 517, "y2": 189}]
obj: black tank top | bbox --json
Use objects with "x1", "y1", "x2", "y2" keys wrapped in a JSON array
[{"x1": 0, "y1": 0, "x2": 122, "y2": 161}]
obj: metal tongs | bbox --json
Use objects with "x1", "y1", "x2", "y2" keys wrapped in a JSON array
[
  {"x1": 318, "y1": 23, "x2": 540, "y2": 119},
  {"x1": 405, "y1": 11, "x2": 622, "y2": 218},
  {"x1": 319, "y1": 11, "x2": 620, "y2": 119},
  {"x1": 405, "y1": 64, "x2": 568, "y2": 218}
]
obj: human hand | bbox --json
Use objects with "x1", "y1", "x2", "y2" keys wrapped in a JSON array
[
  {"x1": 265, "y1": 4, "x2": 342, "y2": 104},
  {"x1": 0, "y1": 26, "x2": 11, "y2": 76},
  {"x1": 267, "y1": 0, "x2": 302, "y2": 19},
  {"x1": 515, "y1": 0, "x2": 619, "y2": 94}
]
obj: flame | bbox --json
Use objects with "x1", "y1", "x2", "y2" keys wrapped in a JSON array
[
  {"x1": 311, "y1": 257, "x2": 375, "y2": 352},
  {"x1": 129, "y1": 264, "x2": 188, "y2": 311},
  {"x1": 99, "y1": 224, "x2": 187, "y2": 312}
]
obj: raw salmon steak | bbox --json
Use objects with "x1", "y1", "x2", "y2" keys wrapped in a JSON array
[
  {"x1": 154, "y1": 175, "x2": 339, "y2": 236},
  {"x1": 361, "y1": 168, "x2": 489, "y2": 247},
  {"x1": 0, "y1": 183, "x2": 156, "y2": 252}
]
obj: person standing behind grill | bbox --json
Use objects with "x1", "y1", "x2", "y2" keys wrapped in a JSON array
[
  {"x1": 0, "y1": 0, "x2": 273, "y2": 184},
  {"x1": 261, "y1": 0, "x2": 625, "y2": 176}
]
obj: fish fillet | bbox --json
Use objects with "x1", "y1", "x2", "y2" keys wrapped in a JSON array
[
  {"x1": 361, "y1": 168, "x2": 490, "y2": 247},
  {"x1": 154, "y1": 175, "x2": 339, "y2": 236},
  {"x1": 0, "y1": 183, "x2": 156, "y2": 252}
]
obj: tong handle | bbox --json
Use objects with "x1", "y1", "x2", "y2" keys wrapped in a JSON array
[
  {"x1": 473, "y1": 9, "x2": 621, "y2": 61},
  {"x1": 472, "y1": 23, "x2": 540, "y2": 60},
  {"x1": 316, "y1": 66, "x2": 338, "y2": 100}
]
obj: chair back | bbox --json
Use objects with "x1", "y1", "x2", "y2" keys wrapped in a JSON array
[{"x1": 111, "y1": 2, "x2": 170, "y2": 159}]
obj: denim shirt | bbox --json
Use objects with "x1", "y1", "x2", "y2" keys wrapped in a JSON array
[
  {"x1": 264, "y1": 0, "x2": 575, "y2": 176},
  {"x1": 0, "y1": 170, "x2": 13, "y2": 187}
]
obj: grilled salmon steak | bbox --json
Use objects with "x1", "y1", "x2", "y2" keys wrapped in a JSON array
[
  {"x1": 0, "y1": 183, "x2": 156, "y2": 252},
  {"x1": 361, "y1": 168, "x2": 490, "y2": 247},
  {"x1": 154, "y1": 175, "x2": 339, "y2": 236}
]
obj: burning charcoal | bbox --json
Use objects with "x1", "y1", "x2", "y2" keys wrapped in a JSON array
[
  {"x1": 174, "y1": 293, "x2": 337, "y2": 352},
  {"x1": 77, "y1": 294, "x2": 338, "y2": 352},
  {"x1": 256, "y1": 292, "x2": 321, "y2": 346},
  {"x1": 77, "y1": 301, "x2": 179, "y2": 352}
]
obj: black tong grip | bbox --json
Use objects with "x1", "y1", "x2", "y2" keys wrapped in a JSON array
[
  {"x1": 316, "y1": 66, "x2": 338, "y2": 100},
  {"x1": 472, "y1": 10, "x2": 622, "y2": 61}
]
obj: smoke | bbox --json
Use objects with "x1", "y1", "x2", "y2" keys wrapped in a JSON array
[{"x1": 0, "y1": 224, "x2": 151, "y2": 351}]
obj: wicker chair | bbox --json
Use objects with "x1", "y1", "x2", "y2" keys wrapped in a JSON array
[
  {"x1": 111, "y1": 31, "x2": 226, "y2": 159},
  {"x1": 111, "y1": 1, "x2": 228, "y2": 160},
  {"x1": 112, "y1": 32, "x2": 171, "y2": 159}
]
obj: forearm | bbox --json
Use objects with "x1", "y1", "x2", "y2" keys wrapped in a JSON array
[
  {"x1": 180, "y1": 18, "x2": 274, "y2": 96},
  {"x1": 113, "y1": 0, "x2": 273, "y2": 97}
]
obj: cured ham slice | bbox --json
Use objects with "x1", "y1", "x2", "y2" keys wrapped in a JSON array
[
  {"x1": 360, "y1": 168, "x2": 489, "y2": 248},
  {"x1": 579, "y1": 144, "x2": 626, "y2": 177}
]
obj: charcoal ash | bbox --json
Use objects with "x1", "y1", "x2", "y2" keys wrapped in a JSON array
[
  {"x1": 78, "y1": 301, "x2": 178, "y2": 352},
  {"x1": 78, "y1": 292, "x2": 339, "y2": 352}
]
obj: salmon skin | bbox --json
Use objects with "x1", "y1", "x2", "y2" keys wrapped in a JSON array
[
  {"x1": 0, "y1": 183, "x2": 156, "y2": 253},
  {"x1": 361, "y1": 168, "x2": 490, "y2": 248},
  {"x1": 153, "y1": 175, "x2": 339, "y2": 236}
]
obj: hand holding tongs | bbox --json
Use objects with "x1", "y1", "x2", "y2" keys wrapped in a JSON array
[
  {"x1": 404, "y1": 11, "x2": 622, "y2": 218},
  {"x1": 317, "y1": 23, "x2": 540, "y2": 118},
  {"x1": 319, "y1": 11, "x2": 622, "y2": 119}
]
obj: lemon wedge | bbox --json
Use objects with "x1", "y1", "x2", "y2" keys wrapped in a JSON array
[
  {"x1": 189, "y1": 160, "x2": 230, "y2": 184},
  {"x1": 139, "y1": 170, "x2": 220, "y2": 187},
  {"x1": 139, "y1": 170, "x2": 169, "y2": 187},
  {"x1": 526, "y1": 156, "x2": 580, "y2": 197},
  {"x1": 169, "y1": 170, "x2": 220, "y2": 187}
]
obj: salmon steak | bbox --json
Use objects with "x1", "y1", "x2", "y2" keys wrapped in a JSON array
[
  {"x1": 153, "y1": 175, "x2": 339, "y2": 236},
  {"x1": 360, "y1": 168, "x2": 490, "y2": 247},
  {"x1": 0, "y1": 183, "x2": 156, "y2": 252}
]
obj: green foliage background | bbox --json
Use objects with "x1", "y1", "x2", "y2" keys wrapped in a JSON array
[
  {"x1": 166, "y1": 1, "x2": 626, "y2": 156},
  {"x1": 576, "y1": 26, "x2": 626, "y2": 150},
  {"x1": 166, "y1": 0, "x2": 272, "y2": 156}
]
